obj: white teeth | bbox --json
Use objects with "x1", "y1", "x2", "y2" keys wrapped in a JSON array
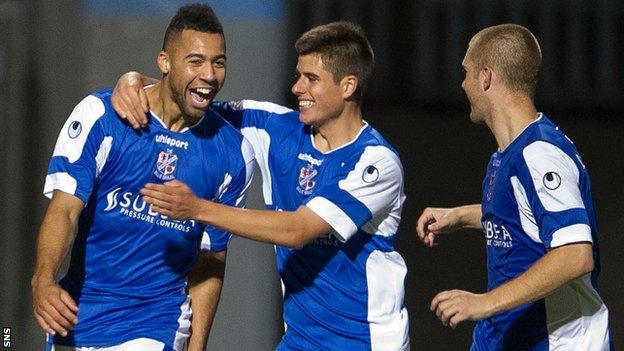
[
  {"x1": 195, "y1": 88, "x2": 212, "y2": 95},
  {"x1": 299, "y1": 100, "x2": 314, "y2": 108}
]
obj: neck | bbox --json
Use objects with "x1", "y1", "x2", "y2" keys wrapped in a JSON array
[
  {"x1": 312, "y1": 102, "x2": 364, "y2": 153},
  {"x1": 146, "y1": 82, "x2": 198, "y2": 132},
  {"x1": 486, "y1": 93, "x2": 538, "y2": 151}
]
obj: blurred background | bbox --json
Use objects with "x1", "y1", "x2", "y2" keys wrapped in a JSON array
[{"x1": 1, "y1": 0, "x2": 622, "y2": 350}]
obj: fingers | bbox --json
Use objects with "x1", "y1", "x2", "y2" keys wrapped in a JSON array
[
  {"x1": 431, "y1": 290, "x2": 468, "y2": 328},
  {"x1": 111, "y1": 90, "x2": 141, "y2": 129},
  {"x1": 111, "y1": 72, "x2": 149, "y2": 128},
  {"x1": 40, "y1": 308, "x2": 71, "y2": 336},
  {"x1": 34, "y1": 298, "x2": 75, "y2": 336},
  {"x1": 139, "y1": 87, "x2": 149, "y2": 114},
  {"x1": 428, "y1": 214, "x2": 449, "y2": 233},
  {"x1": 34, "y1": 312, "x2": 55, "y2": 336},
  {"x1": 123, "y1": 87, "x2": 149, "y2": 127},
  {"x1": 416, "y1": 212, "x2": 432, "y2": 240},
  {"x1": 60, "y1": 291, "x2": 79, "y2": 313},
  {"x1": 120, "y1": 88, "x2": 148, "y2": 128}
]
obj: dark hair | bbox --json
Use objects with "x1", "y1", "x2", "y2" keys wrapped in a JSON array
[
  {"x1": 163, "y1": 3, "x2": 223, "y2": 51},
  {"x1": 295, "y1": 21, "x2": 374, "y2": 102},
  {"x1": 468, "y1": 24, "x2": 541, "y2": 96}
]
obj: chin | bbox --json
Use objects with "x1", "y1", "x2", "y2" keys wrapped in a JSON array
[{"x1": 298, "y1": 112, "x2": 316, "y2": 126}]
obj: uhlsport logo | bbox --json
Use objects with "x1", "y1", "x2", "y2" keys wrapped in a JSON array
[
  {"x1": 68, "y1": 121, "x2": 82, "y2": 139},
  {"x1": 104, "y1": 187, "x2": 195, "y2": 232},
  {"x1": 297, "y1": 164, "x2": 318, "y2": 195},
  {"x1": 155, "y1": 149, "x2": 178, "y2": 181}
]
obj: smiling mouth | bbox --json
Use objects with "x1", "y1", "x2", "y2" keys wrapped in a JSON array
[
  {"x1": 299, "y1": 100, "x2": 315, "y2": 109},
  {"x1": 189, "y1": 87, "x2": 214, "y2": 104}
]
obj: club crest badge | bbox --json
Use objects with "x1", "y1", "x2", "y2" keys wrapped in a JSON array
[
  {"x1": 297, "y1": 163, "x2": 318, "y2": 195},
  {"x1": 154, "y1": 149, "x2": 178, "y2": 181}
]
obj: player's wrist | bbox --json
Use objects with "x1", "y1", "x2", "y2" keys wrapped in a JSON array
[
  {"x1": 31, "y1": 272, "x2": 56, "y2": 289},
  {"x1": 457, "y1": 204, "x2": 481, "y2": 229}
]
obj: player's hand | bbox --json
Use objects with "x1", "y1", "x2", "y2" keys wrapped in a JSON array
[
  {"x1": 416, "y1": 207, "x2": 462, "y2": 247},
  {"x1": 32, "y1": 279, "x2": 79, "y2": 336},
  {"x1": 141, "y1": 180, "x2": 201, "y2": 220},
  {"x1": 430, "y1": 289, "x2": 492, "y2": 328},
  {"x1": 111, "y1": 71, "x2": 149, "y2": 129}
]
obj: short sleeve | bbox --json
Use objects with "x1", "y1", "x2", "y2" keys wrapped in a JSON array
[
  {"x1": 306, "y1": 146, "x2": 404, "y2": 242},
  {"x1": 520, "y1": 141, "x2": 592, "y2": 248},
  {"x1": 43, "y1": 95, "x2": 111, "y2": 203}
]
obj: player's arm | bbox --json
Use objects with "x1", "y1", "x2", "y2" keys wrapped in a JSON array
[
  {"x1": 31, "y1": 191, "x2": 83, "y2": 336},
  {"x1": 186, "y1": 250, "x2": 227, "y2": 351},
  {"x1": 432, "y1": 142, "x2": 596, "y2": 328},
  {"x1": 142, "y1": 180, "x2": 330, "y2": 248},
  {"x1": 111, "y1": 71, "x2": 159, "y2": 128},
  {"x1": 431, "y1": 242, "x2": 593, "y2": 328},
  {"x1": 416, "y1": 204, "x2": 482, "y2": 246}
]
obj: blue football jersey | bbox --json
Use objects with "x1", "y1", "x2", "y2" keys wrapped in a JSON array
[
  {"x1": 43, "y1": 89, "x2": 254, "y2": 349},
  {"x1": 213, "y1": 100, "x2": 410, "y2": 351},
  {"x1": 473, "y1": 114, "x2": 611, "y2": 350}
]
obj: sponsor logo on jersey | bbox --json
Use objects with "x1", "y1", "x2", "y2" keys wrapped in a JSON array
[
  {"x1": 542, "y1": 171, "x2": 562, "y2": 190},
  {"x1": 155, "y1": 134, "x2": 189, "y2": 150},
  {"x1": 313, "y1": 233, "x2": 339, "y2": 247},
  {"x1": 297, "y1": 164, "x2": 318, "y2": 195},
  {"x1": 297, "y1": 153, "x2": 323, "y2": 166},
  {"x1": 362, "y1": 165, "x2": 379, "y2": 183},
  {"x1": 104, "y1": 187, "x2": 196, "y2": 232},
  {"x1": 154, "y1": 149, "x2": 178, "y2": 181},
  {"x1": 483, "y1": 219, "x2": 513, "y2": 248},
  {"x1": 68, "y1": 121, "x2": 82, "y2": 139}
]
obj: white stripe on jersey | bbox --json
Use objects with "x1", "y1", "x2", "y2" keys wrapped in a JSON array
[
  {"x1": 510, "y1": 176, "x2": 541, "y2": 243},
  {"x1": 551, "y1": 224, "x2": 593, "y2": 247},
  {"x1": 545, "y1": 274, "x2": 611, "y2": 350},
  {"x1": 228, "y1": 100, "x2": 291, "y2": 207},
  {"x1": 337, "y1": 146, "x2": 404, "y2": 239},
  {"x1": 95, "y1": 136, "x2": 113, "y2": 178},
  {"x1": 241, "y1": 127, "x2": 273, "y2": 206},
  {"x1": 236, "y1": 138, "x2": 256, "y2": 207},
  {"x1": 44, "y1": 136, "x2": 113, "y2": 200},
  {"x1": 173, "y1": 296, "x2": 191, "y2": 351},
  {"x1": 43, "y1": 173, "x2": 78, "y2": 199},
  {"x1": 522, "y1": 141, "x2": 584, "y2": 212},
  {"x1": 306, "y1": 196, "x2": 357, "y2": 242},
  {"x1": 230, "y1": 100, "x2": 293, "y2": 114},
  {"x1": 52, "y1": 95, "x2": 106, "y2": 163},
  {"x1": 366, "y1": 250, "x2": 410, "y2": 351}
]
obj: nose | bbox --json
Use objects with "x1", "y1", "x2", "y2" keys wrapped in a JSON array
[
  {"x1": 199, "y1": 64, "x2": 216, "y2": 83},
  {"x1": 291, "y1": 76, "x2": 305, "y2": 96}
]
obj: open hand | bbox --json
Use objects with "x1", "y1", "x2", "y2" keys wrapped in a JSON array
[
  {"x1": 141, "y1": 180, "x2": 201, "y2": 220},
  {"x1": 32, "y1": 280, "x2": 79, "y2": 336}
]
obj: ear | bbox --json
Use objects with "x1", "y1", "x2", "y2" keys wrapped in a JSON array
[
  {"x1": 341, "y1": 75, "x2": 358, "y2": 100},
  {"x1": 157, "y1": 51, "x2": 171, "y2": 75},
  {"x1": 481, "y1": 67, "x2": 492, "y2": 91}
]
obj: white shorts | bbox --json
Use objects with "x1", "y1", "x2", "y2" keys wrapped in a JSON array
[{"x1": 49, "y1": 338, "x2": 168, "y2": 351}]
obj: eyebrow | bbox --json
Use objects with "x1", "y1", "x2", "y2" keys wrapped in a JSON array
[
  {"x1": 184, "y1": 53, "x2": 227, "y2": 61},
  {"x1": 302, "y1": 72, "x2": 320, "y2": 80}
]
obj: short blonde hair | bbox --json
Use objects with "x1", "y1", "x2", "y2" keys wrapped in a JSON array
[{"x1": 468, "y1": 24, "x2": 541, "y2": 96}]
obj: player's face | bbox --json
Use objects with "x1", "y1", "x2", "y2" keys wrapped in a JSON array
[
  {"x1": 461, "y1": 52, "x2": 487, "y2": 124},
  {"x1": 165, "y1": 29, "x2": 226, "y2": 120},
  {"x1": 291, "y1": 54, "x2": 345, "y2": 127}
]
